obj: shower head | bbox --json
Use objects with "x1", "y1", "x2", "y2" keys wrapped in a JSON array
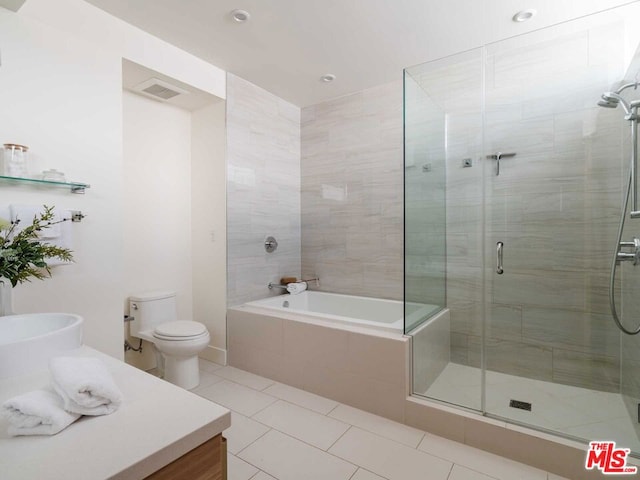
[
  {"x1": 599, "y1": 92, "x2": 633, "y2": 116},
  {"x1": 597, "y1": 99, "x2": 618, "y2": 108}
]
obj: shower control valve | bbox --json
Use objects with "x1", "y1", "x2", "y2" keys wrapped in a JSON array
[{"x1": 617, "y1": 237, "x2": 640, "y2": 265}]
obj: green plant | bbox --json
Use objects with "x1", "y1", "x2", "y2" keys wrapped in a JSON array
[{"x1": 0, "y1": 206, "x2": 73, "y2": 287}]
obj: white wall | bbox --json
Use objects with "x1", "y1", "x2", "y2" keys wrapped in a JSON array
[
  {"x1": 122, "y1": 91, "x2": 193, "y2": 368},
  {"x1": 0, "y1": 8, "x2": 124, "y2": 358},
  {"x1": 192, "y1": 102, "x2": 227, "y2": 364},
  {"x1": 0, "y1": 1, "x2": 226, "y2": 360}
]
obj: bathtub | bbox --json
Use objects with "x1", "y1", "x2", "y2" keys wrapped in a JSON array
[
  {"x1": 228, "y1": 292, "x2": 449, "y2": 422},
  {"x1": 242, "y1": 291, "x2": 440, "y2": 334}
]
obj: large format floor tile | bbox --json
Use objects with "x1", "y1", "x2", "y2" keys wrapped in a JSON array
[
  {"x1": 224, "y1": 411, "x2": 270, "y2": 455},
  {"x1": 251, "y1": 472, "x2": 278, "y2": 480},
  {"x1": 195, "y1": 379, "x2": 277, "y2": 416},
  {"x1": 351, "y1": 469, "x2": 387, "y2": 480},
  {"x1": 329, "y1": 404, "x2": 425, "y2": 448},
  {"x1": 227, "y1": 453, "x2": 258, "y2": 480},
  {"x1": 262, "y1": 382, "x2": 339, "y2": 415},
  {"x1": 418, "y1": 432, "x2": 546, "y2": 480},
  {"x1": 238, "y1": 430, "x2": 358, "y2": 480},
  {"x1": 191, "y1": 361, "x2": 581, "y2": 480},
  {"x1": 253, "y1": 400, "x2": 350, "y2": 450},
  {"x1": 329, "y1": 427, "x2": 453, "y2": 480},
  {"x1": 215, "y1": 366, "x2": 276, "y2": 391},
  {"x1": 195, "y1": 371, "x2": 224, "y2": 390},
  {"x1": 199, "y1": 358, "x2": 224, "y2": 373},
  {"x1": 448, "y1": 465, "x2": 497, "y2": 480}
]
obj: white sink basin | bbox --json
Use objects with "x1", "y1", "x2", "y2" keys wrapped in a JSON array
[{"x1": 0, "y1": 313, "x2": 83, "y2": 378}]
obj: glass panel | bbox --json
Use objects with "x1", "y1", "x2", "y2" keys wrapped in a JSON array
[
  {"x1": 405, "y1": 49, "x2": 484, "y2": 410},
  {"x1": 403, "y1": 68, "x2": 446, "y2": 334},
  {"x1": 0, "y1": 175, "x2": 90, "y2": 191},
  {"x1": 483, "y1": 4, "x2": 640, "y2": 453}
]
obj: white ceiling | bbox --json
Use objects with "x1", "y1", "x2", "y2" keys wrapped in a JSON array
[{"x1": 85, "y1": 0, "x2": 638, "y2": 107}]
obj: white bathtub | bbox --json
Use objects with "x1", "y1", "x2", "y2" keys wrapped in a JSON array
[{"x1": 243, "y1": 291, "x2": 440, "y2": 334}]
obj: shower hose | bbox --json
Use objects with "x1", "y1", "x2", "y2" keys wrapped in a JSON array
[{"x1": 609, "y1": 167, "x2": 640, "y2": 334}]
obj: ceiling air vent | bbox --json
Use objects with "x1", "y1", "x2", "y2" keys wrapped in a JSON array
[{"x1": 132, "y1": 78, "x2": 189, "y2": 101}]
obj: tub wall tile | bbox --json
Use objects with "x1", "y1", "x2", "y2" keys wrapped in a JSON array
[
  {"x1": 301, "y1": 81, "x2": 404, "y2": 301},
  {"x1": 226, "y1": 74, "x2": 302, "y2": 307}
]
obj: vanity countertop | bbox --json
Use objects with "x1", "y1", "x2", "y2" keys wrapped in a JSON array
[{"x1": 0, "y1": 346, "x2": 231, "y2": 480}]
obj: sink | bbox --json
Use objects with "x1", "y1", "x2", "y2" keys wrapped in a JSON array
[{"x1": 0, "y1": 313, "x2": 83, "y2": 378}]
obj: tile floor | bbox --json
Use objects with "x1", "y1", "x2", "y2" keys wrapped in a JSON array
[
  {"x1": 192, "y1": 359, "x2": 569, "y2": 480},
  {"x1": 423, "y1": 363, "x2": 640, "y2": 453}
]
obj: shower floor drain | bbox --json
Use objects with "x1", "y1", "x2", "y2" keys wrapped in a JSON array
[{"x1": 509, "y1": 399, "x2": 532, "y2": 411}]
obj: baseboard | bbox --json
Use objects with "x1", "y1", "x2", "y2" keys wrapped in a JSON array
[{"x1": 200, "y1": 346, "x2": 227, "y2": 366}]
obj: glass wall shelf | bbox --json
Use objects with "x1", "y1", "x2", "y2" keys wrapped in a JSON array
[{"x1": 0, "y1": 175, "x2": 90, "y2": 194}]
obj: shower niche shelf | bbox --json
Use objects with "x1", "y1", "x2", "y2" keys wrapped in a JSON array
[{"x1": 0, "y1": 175, "x2": 90, "y2": 194}]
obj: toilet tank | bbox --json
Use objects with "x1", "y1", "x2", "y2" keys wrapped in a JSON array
[{"x1": 128, "y1": 291, "x2": 177, "y2": 338}]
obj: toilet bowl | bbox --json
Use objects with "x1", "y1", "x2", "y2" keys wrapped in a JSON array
[
  {"x1": 151, "y1": 321, "x2": 210, "y2": 390},
  {"x1": 128, "y1": 292, "x2": 211, "y2": 390}
]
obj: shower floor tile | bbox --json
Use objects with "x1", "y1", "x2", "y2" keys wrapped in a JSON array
[{"x1": 422, "y1": 362, "x2": 640, "y2": 452}]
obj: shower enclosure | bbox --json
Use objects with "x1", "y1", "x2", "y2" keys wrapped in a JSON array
[{"x1": 404, "y1": 2, "x2": 640, "y2": 453}]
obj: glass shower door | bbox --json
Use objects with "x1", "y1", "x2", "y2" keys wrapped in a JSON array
[{"x1": 482, "y1": 8, "x2": 639, "y2": 452}]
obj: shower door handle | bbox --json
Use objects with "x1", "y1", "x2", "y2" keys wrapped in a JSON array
[{"x1": 496, "y1": 242, "x2": 504, "y2": 274}]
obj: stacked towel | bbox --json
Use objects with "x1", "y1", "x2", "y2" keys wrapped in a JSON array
[
  {"x1": 1, "y1": 389, "x2": 81, "y2": 437},
  {"x1": 287, "y1": 281, "x2": 308, "y2": 295},
  {"x1": 49, "y1": 357, "x2": 123, "y2": 416}
]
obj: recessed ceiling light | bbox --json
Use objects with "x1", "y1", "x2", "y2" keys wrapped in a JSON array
[
  {"x1": 512, "y1": 9, "x2": 536, "y2": 22},
  {"x1": 320, "y1": 74, "x2": 336, "y2": 83},
  {"x1": 231, "y1": 9, "x2": 251, "y2": 23}
]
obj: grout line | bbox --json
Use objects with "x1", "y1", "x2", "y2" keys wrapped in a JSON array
[
  {"x1": 257, "y1": 428, "x2": 361, "y2": 474},
  {"x1": 326, "y1": 425, "x2": 352, "y2": 452},
  {"x1": 213, "y1": 366, "x2": 277, "y2": 392},
  {"x1": 247, "y1": 397, "x2": 279, "y2": 419},
  {"x1": 445, "y1": 462, "x2": 454, "y2": 480},
  {"x1": 234, "y1": 426, "x2": 273, "y2": 458},
  {"x1": 326, "y1": 402, "x2": 342, "y2": 417}
]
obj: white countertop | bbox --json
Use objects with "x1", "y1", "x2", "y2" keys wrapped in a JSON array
[{"x1": 0, "y1": 346, "x2": 231, "y2": 480}]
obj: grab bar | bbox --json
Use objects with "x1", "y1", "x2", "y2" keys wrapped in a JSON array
[{"x1": 496, "y1": 242, "x2": 504, "y2": 274}]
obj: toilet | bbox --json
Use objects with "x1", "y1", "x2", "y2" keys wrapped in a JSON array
[{"x1": 128, "y1": 291, "x2": 210, "y2": 390}]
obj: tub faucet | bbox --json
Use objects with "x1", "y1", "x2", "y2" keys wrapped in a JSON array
[{"x1": 267, "y1": 282, "x2": 288, "y2": 290}]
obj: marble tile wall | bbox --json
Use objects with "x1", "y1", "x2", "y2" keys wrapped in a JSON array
[
  {"x1": 226, "y1": 74, "x2": 301, "y2": 306},
  {"x1": 300, "y1": 81, "x2": 404, "y2": 300}
]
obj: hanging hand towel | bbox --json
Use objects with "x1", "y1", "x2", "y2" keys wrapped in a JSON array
[
  {"x1": 49, "y1": 357, "x2": 123, "y2": 416},
  {"x1": 1, "y1": 388, "x2": 81, "y2": 436},
  {"x1": 8, "y1": 205, "x2": 73, "y2": 266},
  {"x1": 286, "y1": 281, "x2": 308, "y2": 295},
  {"x1": 9, "y1": 204, "x2": 61, "y2": 238}
]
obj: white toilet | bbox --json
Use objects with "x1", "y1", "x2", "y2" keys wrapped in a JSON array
[{"x1": 128, "y1": 291, "x2": 210, "y2": 390}]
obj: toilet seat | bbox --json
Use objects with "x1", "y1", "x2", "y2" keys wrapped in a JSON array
[{"x1": 153, "y1": 321, "x2": 207, "y2": 340}]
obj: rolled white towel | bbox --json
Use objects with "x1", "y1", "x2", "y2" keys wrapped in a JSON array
[
  {"x1": 49, "y1": 357, "x2": 123, "y2": 416},
  {"x1": 286, "y1": 281, "x2": 308, "y2": 295},
  {"x1": 1, "y1": 388, "x2": 81, "y2": 436}
]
